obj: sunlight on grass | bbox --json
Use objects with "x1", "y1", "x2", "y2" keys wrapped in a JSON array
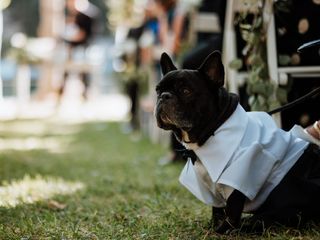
[
  {"x1": 0, "y1": 120, "x2": 81, "y2": 153},
  {"x1": 0, "y1": 121, "x2": 81, "y2": 136},
  {"x1": 0, "y1": 136, "x2": 71, "y2": 153},
  {"x1": 0, "y1": 175, "x2": 85, "y2": 208},
  {"x1": 0, "y1": 122, "x2": 49, "y2": 136}
]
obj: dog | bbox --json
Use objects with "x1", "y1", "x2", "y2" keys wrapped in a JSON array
[{"x1": 155, "y1": 51, "x2": 320, "y2": 233}]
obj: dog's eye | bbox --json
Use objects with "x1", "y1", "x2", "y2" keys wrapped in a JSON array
[{"x1": 182, "y1": 88, "x2": 191, "y2": 95}]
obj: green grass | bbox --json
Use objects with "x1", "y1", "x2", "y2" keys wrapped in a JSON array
[{"x1": 0, "y1": 119, "x2": 319, "y2": 239}]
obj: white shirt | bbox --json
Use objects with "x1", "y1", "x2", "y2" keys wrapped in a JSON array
[{"x1": 179, "y1": 104, "x2": 309, "y2": 212}]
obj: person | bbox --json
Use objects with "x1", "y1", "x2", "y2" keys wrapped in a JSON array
[
  {"x1": 58, "y1": 0, "x2": 97, "y2": 102},
  {"x1": 151, "y1": 0, "x2": 192, "y2": 165},
  {"x1": 120, "y1": 0, "x2": 164, "y2": 132},
  {"x1": 154, "y1": 0, "x2": 190, "y2": 57},
  {"x1": 119, "y1": 48, "x2": 143, "y2": 132},
  {"x1": 182, "y1": 0, "x2": 226, "y2": 69}
]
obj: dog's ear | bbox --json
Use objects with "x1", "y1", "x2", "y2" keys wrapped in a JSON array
[
  {"x1": 198, "y1": 51, "x2": 224, "y2": 87},
  {"x1": 160, "y1": 52, "x2": 177, "y2": 76}
]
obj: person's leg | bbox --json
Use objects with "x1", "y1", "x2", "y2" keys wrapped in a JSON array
[
  {"x1": 81, "y1": 72, "x2": 90, "y2": 100},
  {"x1": 127, "y1": 80, "x2": 139, "y2": 130},
  {"x1": 57, "y1": 71, "x2": 68, "y2": 105},
  {"x1": 57, "y1": 45, "x2": 73, "y2": 105}
]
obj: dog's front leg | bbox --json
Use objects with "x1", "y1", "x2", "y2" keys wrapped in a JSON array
[
  {"x1": 211, "y1": 207, "x2": 225, "y2": 227},
  {"x1": 215, "y1": 190, "x2": 246, "y2": 234}
]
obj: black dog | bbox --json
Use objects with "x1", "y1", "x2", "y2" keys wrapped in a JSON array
[{"x1": 155, "y1": 51, "x2": 320, "y2": 233}]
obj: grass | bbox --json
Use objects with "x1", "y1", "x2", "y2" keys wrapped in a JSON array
[{"x1": 0, "y1": 119, "x2": 319, "y2": 239}]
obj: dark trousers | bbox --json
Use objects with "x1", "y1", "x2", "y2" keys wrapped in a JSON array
[
  {"x1": 251, "y1": 144, "x2": 320, "y2": 228},
  {"x1": 59, "y1": 45, "x2": 90, "y2": 100},
  {"x1": 126, "y1": 80, "x2": 139, "y2": 130},
  {"x1": 59, "y1": 71, "x2": 90, "y2": 99}
]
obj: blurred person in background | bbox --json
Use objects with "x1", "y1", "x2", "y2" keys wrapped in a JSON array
[
  {"x1": 154, "y1": 0, "x2": 190, "y2": 57},
  {"x1": 143, "y1": 0, "x2": 193, "y2": 165},
  {"x1": 119, "y1": 0, "x2": 191, "y2": 133},
  {"x1": 182, "y1": 0, "x2": 226, "y2": 68},
  {"x1": 138, "y1": 0, "x2": 191, "y2": 64},
  {"x1": 117, "y1": 0, "x2": 161, "y2": 132},
  {"x1": 58, "y1": 0, "x2": 98, "y2": 103}
]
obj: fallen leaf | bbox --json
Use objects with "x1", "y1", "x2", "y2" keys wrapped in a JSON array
[{"x1": 47, "y1": 200, "x2": 67, "y2": 210}]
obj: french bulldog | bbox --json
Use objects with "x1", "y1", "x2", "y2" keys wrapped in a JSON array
[
  {"x1": 155, "y1": 51, "x2": 239, "y2": 146},
  {"x1": 155, "y1": 51, "x2": 320, "y2": 233},
  {"x1": 155, "y1": 51, "x2": 245, "y2": 233}
]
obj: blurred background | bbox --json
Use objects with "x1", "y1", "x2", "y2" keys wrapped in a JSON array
[
  {"x1": 0, "y1": 0, "x2": 124, "y2": 121},
  {"x1": 0, "y1": 0, "x2": 320, "y2": 238},
  {"x1": 0, "y1": 0, "x2": 319, "y2": 133},
  {"x1": 1, "y1": 0, "x2": 320, "y2": 164}
]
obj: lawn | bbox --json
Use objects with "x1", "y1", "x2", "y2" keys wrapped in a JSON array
[{"x1": 0, "y1": 119, "x2": 319, "y2": 239}]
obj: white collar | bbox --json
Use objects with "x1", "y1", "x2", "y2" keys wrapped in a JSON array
[{"x1": 183, "y1": 104, "x2": 248, "y2": 182}]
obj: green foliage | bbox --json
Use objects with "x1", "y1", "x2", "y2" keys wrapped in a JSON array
[
  {"x1": 233, "y1": 0, "x2": 289, "y2": 111},
  {"x1": 278, "y1": 54, "x2": 291, "y2": 65},
  {"x1": 229, "y1": 58, "x2": 243, "y2": 70},
  {"x1": 106, "y1": 0, "x2": 145, "y2": 30},
  {"x1": 116, "y1": 65, "x2": 149, "y2": 96},
  {"x1": 273, "y1": 0, "x2": 292, "y2": 14}
]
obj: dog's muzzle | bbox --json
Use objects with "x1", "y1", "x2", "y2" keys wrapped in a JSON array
[
  {"x1": 155, "y1": 92, "x2": 176, "y2": 129},
  {"x1": 155, "y1": 102, "x2": 171, "y2": 129},
  {"x1": 155, "y1": 93, "x2": 193, "y2": 130}
]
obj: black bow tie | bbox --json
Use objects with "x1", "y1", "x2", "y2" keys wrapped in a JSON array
[{"x1": 181, "y1": 149, "x2": 198, "y2": 165}]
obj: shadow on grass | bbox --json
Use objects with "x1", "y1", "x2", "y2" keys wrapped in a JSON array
[
  {"x1": 0, "y1": 119, "x2": 190, "y2": 238},
  {"x1": 1, "y1": 119, "x2": 319, "y2": 239}
]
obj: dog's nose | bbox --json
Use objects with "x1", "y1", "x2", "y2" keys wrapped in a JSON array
[{"x1": 160, "y1": 92, "x2": 172, "y2": 100}]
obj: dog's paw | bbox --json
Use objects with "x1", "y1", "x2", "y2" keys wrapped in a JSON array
[
  {"x1": 210, "y1": 207, "x2": 225, "y2": 227},
  {"x1": 214, "y1": 218, "x2": 238, "y2": 234}
]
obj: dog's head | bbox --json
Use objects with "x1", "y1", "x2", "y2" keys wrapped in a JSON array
[{"x1": 155, "y1": 51, "x2": 226, "y2": 144}]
